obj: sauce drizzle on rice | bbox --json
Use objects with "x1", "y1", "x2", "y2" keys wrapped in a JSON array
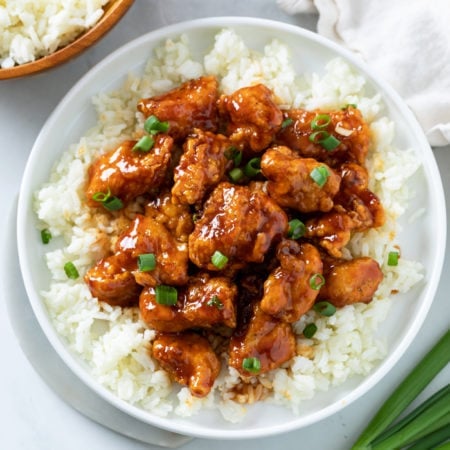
[{"x1": 34, "y1": 29, "x2": 424, "y2": 422}]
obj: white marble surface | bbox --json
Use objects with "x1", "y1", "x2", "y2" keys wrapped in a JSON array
[{"x1": 0, "y1": 2, "x2": 449, "y2": 449}]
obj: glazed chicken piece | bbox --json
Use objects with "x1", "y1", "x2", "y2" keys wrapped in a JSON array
[
  {"x1": 152, "y1": 331, "x2": 221, "y2": 397},
  {"x1": 260, "y1": 240, "x2": 323, "y2": 323},
  {"x1": 229, "y1": 305, "x2": 296, "y2": 376},
  {"x1": 218, "y1": 84, "x2": 283, "y2": 152},
  {"x1": 305, "y1": 211, "x2": 355, "y2": 258},
  {"x1": 139, "y1": 273, "x2": 237, "y2": 332},
  {"x1": 85, "y1": 213, "x2": 188, "y2": 304},
  {"x1": 261, "y1": 146, "x2": 341, "y2": 213},
  {"x1": 85, "y1": 136, "x2": 173, "y2": 207},
  {"x1": 276, "y1": 106, "x2": 370, "y2": 166},
  {"x1": 182, "y1": 273, "x2": 237, "y2": 329},
  {"x1": 84, "y1": 254, "x2": 141, "y2": 307},
  {"x1": 172, "y1": 129, "x2": 232, "y2": 205},
  {"x1": 145, "y1": 191, "x2": 194, "y2": 243},
  {"x1": 336, "y1": 162, "x2": 385, "y2": 231},
  {"x1": 189, "y1": 182, "x2": 288, "y2": 271},
  {"x1": 115, "y1": 214, "x2": 189, "y2": 287},
  {"x1": 318, "y1": 256, "x2": 383, "y2": 307},
  {"x1": 139, "y1": 286, "x2": 190, "y2": 332},
  {"x1": 137, "y1": 76, "x2": 219, "y2": 141},
  {"x1": 305, "y1": 163, "x2": 385, "y2": 257}
]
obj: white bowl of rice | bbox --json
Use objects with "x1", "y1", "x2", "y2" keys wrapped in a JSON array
[{"x1": 16, "y1": 17, "x2": 446, "y2": 439}]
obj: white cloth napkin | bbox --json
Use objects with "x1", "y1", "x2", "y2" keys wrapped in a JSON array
[{"x1": 277, "y1": 0, "x2": 450, "y2": 147}]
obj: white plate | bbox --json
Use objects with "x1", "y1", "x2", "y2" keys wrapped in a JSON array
[{"x1": 17, "y1": 17, "x2": 447, "y2": 439}]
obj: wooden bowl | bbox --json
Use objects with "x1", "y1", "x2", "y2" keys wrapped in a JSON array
[{"x1": 0, "y1": 0, "x2": 135, "y2": 80}]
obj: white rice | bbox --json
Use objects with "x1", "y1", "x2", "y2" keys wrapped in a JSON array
[
  {"x1": 0, "y1": 0, "x2": 110, "y2": 68},
  {"x1": 34, "y1": 29, "x2": 424, "y2": 422}
]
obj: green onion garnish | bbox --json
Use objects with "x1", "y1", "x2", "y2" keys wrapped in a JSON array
[
  {"x1": 313, "y1": 301, "x2": 336, "y2": 317},
  {"x1": 310, "y1": 166, "x2": 330, "y2": 188},
  {"x1": 155, "y1": 285, "x2": 178, "y2": 306},
  {"x1": 92, "y1": 190, "x2": 110, "y2": 202},
  {"x1": 92, "y1": 188, "x2": 123, "y2": 211},
  {"x1": 242, "y1": 357, "x2": 261, "y2": 374},
  {"x1": 281, "y1": 117, "x2": 294, "y2": 129},
  {"x1": 103, "y1": 196, "x2": 124, "y2": 211},
  {"x1": 309, "y1": 130, "x2": 341, "y2": 151},
  {"x1": 351, "y1": 329, "x2": 450, "y2": 449},
  {"x1": 133, "y1": 135, "x2": 155, "y2": 152},
  {"x1": 311, "y1": 113, "x2": 331, "y2": 130},
  {"x1": 287, "y1": 219, "x2": 306, "y2": 240},
  {"x1": 211, "y1": 250, "x2": 228, "y2": 269},
  {"x1": 309, "y1": 273, "x2": 325, "y2": 290},
  {"x1": 137, "y1": 253, "x2": 156, "y2": 272},
  {"x1": 321, "y1": 134, "x2": 341, "y2": 151},
  {"x1": 309, "y1": 130, "x2": 329, "y2": 144},
  {"x1": 41, "y1": 229, "x2": 52, "y2": 244},
  {"x1": 341, "y1": 103, "x2": 357, "y2": 110},
  {"x1": 224, "y1": 146, "x2": 243, "y2": 167},
  {"x1": 64, "y1": 261, "x2": 79, "y2": 279},
  {"x1": 144, "y1": 115, "x2": 169, "y2": 135},
  {"x1": 207, "y1": 295, "x2": 224, "y2": 309},
  {"x1": 303, "y1": 323, "x2": 318, "y2": 339},
  {"x1": 228, "y1": 167, "x2": 244, "y2": 183},
  {"x1": 243, "y1": 157, "x2": 261, "y2": 177},
  {"x1": 388, "y1": 251, "x2": 399, "y2": 266}
]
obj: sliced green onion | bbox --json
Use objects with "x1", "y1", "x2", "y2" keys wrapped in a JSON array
[
  {"x1": 228, "y1": 167, "x2": 244, "y2": 183},
  {"x1": 155, "y1": 285, "x2": 178, "y2": 306},
  {"x1": 137, "y1": 253, "x2": 156, "y2": 272},
  {"x1": 342, "y1": 103, "x2": 357, "y2": 110},
  {"x1": 309, "y1": 130, "x2": 330, "y2": 144},
  {"x1": 351, "y1": 329, "x2": 450, "y2": 449},
  {"x1": 211, "y1": 250, "x2": 228, "y2": 269},
  {"x1": 103, "y1": 196, "x2": 123, "y2": 211},
  {"x1": 281, "y1": 117, "x2": 294, "y2": 129},
  {"x1": 309, "y1": 130, "x2": 341, "y2": 151},
  {"x1": 303, "y1": 323, "x2": 318, "y2": 339},
  {"x1": 287, "y1": 219, "x2": 306, "y2": 240},
  {"x1": 92, "y1": 188, "x2": 123, "y2": 211},
  {"x1": 133, "y1": 135, "x2": 155, "y2": 152},
  {"x1": 243, "y1": 157, "x2": 261, "y2": 177},
  {"x1": 224, "y1": 146, "x2": 242, "y2": 166},
  {"x1": 64, "y1": 261, "x2": 79, "y2": 279},
  {"x1": 92, "y1": 190, "x2": 110, "y2": 202},
  {"x1": 387, "y1": 251, "x2": 399, "y2": 266},
  {"x1": 310, "y1": 166, "x2": 330, "y2": 188},
  {"x1": 207, "y1": 295, "x2": 224, "y2": 309},
  {"x1": 311, "y1": 113, "x2": 331, "y2": 130},
  {"x1": 242, "y1": 357, "x2": 261, "y2": 374},
  {"x1": 144, "y1": 115, "x2": 169, "y2": 134},
  {"x1": 313, "y1": 301, "x2": 336, "y2": 317},
  {"x1": 309, "y1": 273, "x2": 325, "y2": 290},
  {"x1": 320, "y1": 134, "x2": 341, "y2": 151},
  {"x1": 41, "y1": 229, "x2": 52, "y2": 244}
]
